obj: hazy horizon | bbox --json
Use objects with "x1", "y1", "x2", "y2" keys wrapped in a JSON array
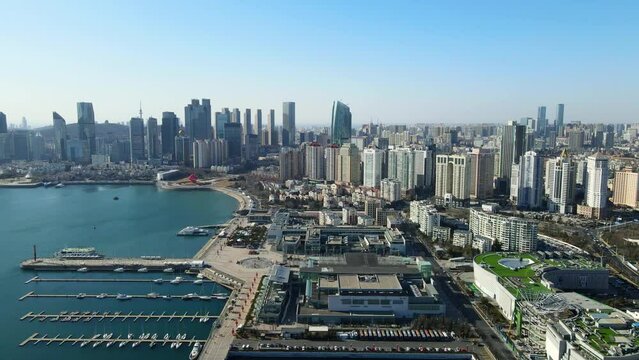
[{"x1": 1, "y1": 0, "x2": 638, "y2": 127}]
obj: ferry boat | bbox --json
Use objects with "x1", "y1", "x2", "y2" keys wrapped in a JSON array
[
  {"x1": 177, "y1": 226, "x2": 210, "y2": 236},
  {"x1": 56, "y1": 247, "x2": 104, "y2": 259},
  {"x1": 190, "y1": 342, "x2": 202, "y2": 360}
]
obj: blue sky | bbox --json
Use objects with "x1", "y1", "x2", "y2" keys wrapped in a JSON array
[{"x1": 1, "y1": 0, "x2": 638, "y2": 127}]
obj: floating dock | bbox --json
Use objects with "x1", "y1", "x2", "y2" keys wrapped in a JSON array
[
  {"x1": 20, "y1": 311, "x2": 218, "y2": 323},
  {"x1": 20, "y1": 333, "x2": 205, "y2": 347},
  {"x1": 18, "y1": 292, "x2": 229, "y2": 301},
  {"x1": 24, "y1": 276, "x2": 217, "y2": 284},
  {"x1": 20, "y1": 257, "x2": 196, "y2": 272}
]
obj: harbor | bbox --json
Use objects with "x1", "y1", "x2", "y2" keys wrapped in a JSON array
[
  {"x1": 19, "y1": 291, "x2": 229, "y2": 301},
  {"x1": 19, "y1": 332, "x2": 206, "y2": 348},
  {"x1": 25, "y1": 276, "x2": 216, "y2": 284},
  {"x1": 21, "y1": 311, "x2": 218, "y2": 323},
  {"x1": 20, "y1": 257, "x2": 199, "y2": 272}
]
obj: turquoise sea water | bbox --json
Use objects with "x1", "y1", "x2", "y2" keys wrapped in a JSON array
[{"x1": 0, "y1": 185, "x2": 237, "y2": 359}]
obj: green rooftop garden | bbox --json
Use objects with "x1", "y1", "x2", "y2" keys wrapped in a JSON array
[{"x1": 475, "y1": 253, "x2": 537, "y2": 278}]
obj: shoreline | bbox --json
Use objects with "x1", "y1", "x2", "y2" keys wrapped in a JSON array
[{"x1": 0, "y1": 180, "x2": 155, "y2": 188}]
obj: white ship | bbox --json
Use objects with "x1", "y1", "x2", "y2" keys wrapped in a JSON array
[
  {"x1": 56, "y1": 247, "x2": 104, "y2": 260},
  {"x1": 177, "y1": 226, "x2": 210, "y2": 236}
]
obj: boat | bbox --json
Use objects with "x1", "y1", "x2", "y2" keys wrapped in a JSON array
[
  {"x1": 175, "y1": 341, "x2": 183, "y2": 349},
  {"x1": 147, "y1": 292, "x2": 159, "y2": 299},
  {"x1": 163, "y1": 333, "x2": 170, "y2": 340},
  {"x1": 106, "y1": 340, "x2": 115, "y2": 347},
  {"x1": 116, "y1": 293, "x2": 132, "y2": 300},
  {"x1": 77, "y1": 267, "x2": 89, "y2": 273},
  {"x1": 190, "y1": 342, "x2": 202, "y2": 360},
  {"x1": 55, "y1": 183, "x2": 65, "y2": 188},
  {"x1": 43, "y1": 182, "x2": 52, "y2": 187},
  {"x1": 118, "y1": 340, "x2": 127, "y2": 348},
  {"x1": 114, "y1": 267, "x2": 125, "y2": 272},
  {"x1": 132, "y1": 341, "x2": 140, "y2": 348},
  {"x1": 127, "y1": 333, "x2": 133, "y2": 340},
  {"x1": 182, "y1": 293, "x2": 198, "y2": 300},
  {"x1": 76, "y1": 293, "x2": 86, "y2": 299},
  {"x1": 170, "y1": 276, "x2": 183, "y2": 284},
  {"x1": 56, "y1": 247, "x2": 104, "y2": 259},
  {"x1": 80, "y1": 340, "x2": 90, "y2": 347},
  {"x1": 163, "y1": 267, "x2": 174, "y2": 273},
  {"x1": 50, "y1": 315, "x2": 59, "y2": 322},
  {"x1": 199, "y1": 316, "x2": 209, "y2": 323},
  {"x1": 198, "y1": 295, "x2": 212, "y2": 301},
  {"x1": 137, "y1": 267, "x2": 148, "y2": 273},
  {"x1": 194, "y1": 279, "x2": 203, "y2": 285},
  {"x1": 96, "y1": 293, "x2": 107, "y2": 299},
  {"x1": 153, "y1": 278, "x2": 163, "y2": 284},
  {"x1": 177, "y1": 226, "x2": 210, "y2": 236},
  {"x1": 213, "y1": 295, "x2": 228, "y2": 300},
  {"x1": 93, "y1": 341, "x2": 102, "y2": 348},
  {"x1": 151, "y1": 333, "x2": 158, "y2": 340}
]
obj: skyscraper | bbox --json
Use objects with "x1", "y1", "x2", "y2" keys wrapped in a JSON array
[
  {"x1": 498, "y1": 121, "x2": 526, "y2": 189},
  {"x1": 388, "y1": 147, "x2": 416, "y2": 192},
  {"x1": 336, "y1": 143, "x2": 360, "y2": 185},
  {"x1": 547, "y1": 152, "x2": 576, "y2": 214},
  {"x1": 362, "y1": 147, "x2": 383, "y2": 188},
  {"x1": 469, "y1": 148, "x2": 494, "y2": 199},
  {"x1": 305, "y1": 142, "x2": 325, "y2": 180},
  {"x1": 331, "y1": 101, "x2": 352, "y2": 145},
  {"x1": 536, "y1": 106, "x2": 547, "y2": 135},
  {"x1": 129, "y1": 117, "x2": 145, "y2": 162},
  {"x1": 267, "y1": 109, "x2": 277, "y2": 146},
  {"x1": 612, "y1": 168, "x2": 639, "y2": 208},
  {"x1": 224, "y1": 122, "x2": 242, "y2": 159},
  {"x1": 0, "y1": 112, "x2": 6, "y2": 133},
  {"x1": 161, "y1": 112, "x2": 179, "y2": 159},
  {"x1": 282, "y1": 102, "x2": 296, "y2": 146},
  {"x1": 568, "y1": 130, "x2": 585, "y2": 152},
  {"x1": 324, "y1": 144, "x2": 340, "y2": 181},
  {"x1": 146, "y1": 117, "x2": 160, "y2": 160},
  {"x1": 215, "y1": 111, "x2": 230, "y2": 139},
  {"x1": 510, "y1": 151, "x2": 543, "y2": 209},
  {"x1": 242, "y1": 108, "x2": 252, "y2": 145},
  {"x1": 254, "y1": 109, "x2": 262, "y2": 145},
  {"x1": 184, "y1": 99, "x2": 212, "y2": 141},
  {"x1": 555, "y1": 104, "x2": 565, "y2": 129},
  {"x1": 77, "y1": 102, "x2": 96, "y2": 156},
  {"x1": 586, "y1": 153, "x2": 609, "y2": 212},
  {"x1": 52, "y1": 112, "x2": 67, "y2": 161},
  {"x1": 435, "y1": 154, "x2": 471, "y2": 202},
  {"x1": 279, "y1": 147, "x2": 303, "y2": 181}
]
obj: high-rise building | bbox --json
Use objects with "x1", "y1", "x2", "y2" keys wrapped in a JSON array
[
  {"x1": 223, "y1": 122, "x2": 242, "y2": 159},
  {"x1": 388, "y1": 147, "x2": 416, "y2": 192},
  {"x1": 77, "y1": 102, "x2": 96, "y2": 156},
  {"x1": 215, "y1": 111, "x2": 230, "y2": 139},
  {"x1": 129, "y1": 117, "x2": 145, "y2": 162},
  {"x1": 161, "y1": 112, "x2": 179, "y2": 159},
  {"x1": 546, "y1": 152, "x2": 577, "y2": 214},
  {"x1": 555, "y1": 104, "x2": 565, "y2": 129},
  {"x1": 499, "y1": 121, "x2": 526, "y2": 179},
  {"x1": 336, "y1": 143, "x2": 361, "y2": 185},
  {"x1": 279, "y1": 147, "x2": 303, "y2": 180},
  {"x1": 282, "y1": 102, "x2": 296, "y2": 146},
  {"x1": 585, "y1": 153, "x2": 609, "y2": 212},
  {"x1": 242, "y1": 108, "x2": 252, "y2": 144},
  {"x1": 305, "y1": 142, "x2": 325, "y2": 180},
  {"x1": 193, "y1": 140, "x2": 211, "y2": 169},
  {"x1": 28, "y1": 132, "x2": 45, "y2": 161},
  {"x1": 0, "y1": 112, "x2": 7, "y2": 133},
  {"x1": 613, "y1": 168, "x2": 639, "y2": 208},
  {"x1": 331, "y1": 101, "x2": 352, "y2": 145},
  {"x1": 469, "y1": 208, "x2": 538, "y2": 252},
  {"x1": 362, "y1": 147, "x2": 383, "y2": 188},
  {"x1": 413, "y1": 146, "x2": 436, "y2": 192},
  {"x1": 324, "y1": 144, "x2": 340, "y2": 181},
  {"x1": 231, "y1": 108, "x2": 240, "y2": 124},
  {"x1": 568, "y1": 130, "x2": 585, "y2": 152},
  {"x1": 435, "y1": 154, "x2": 471, "y2": 203},
  {"x1": 510, "y1": 151, "x2": 543, "y2": 209},
  {"x1": 174, "y1": 134, "x2": 191, "y2": 165},
  {"x1": 185, "y1": 99, "x2": 212, "y2": 141},
  {"x1": 254, "y1": 109, "x2": 262, "y2": 145},
  {"x1": 536, "y1": 106, "x2": 547, "y2": 135},
  {"x1": 52, "y1": 112, "x2": 67, "y2": 161},
  {"x1": 381, "y1": 178, "x2": 402, "y2": 202},
  {"x1": 146, "y1": 117, "x2": 160, "y2": 160},
  {"x1": 469, "y1": 148, "x2": 494, "y2": 199},
  {"x1": 267, "y1": 109, "x2": 277, "y2": 146}
]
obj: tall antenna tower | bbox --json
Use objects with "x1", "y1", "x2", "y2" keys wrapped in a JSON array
[{"x1": 139, "y1": 101, "x2": 143, "y2": 119}]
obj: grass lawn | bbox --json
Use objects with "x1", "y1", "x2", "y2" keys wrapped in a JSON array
[{"x1": 475, "y1": 253, "x2": 537, "y2": 278}]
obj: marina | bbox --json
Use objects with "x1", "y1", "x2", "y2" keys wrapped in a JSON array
[
  {"x1": 20, "y1": 311, "x2": 218, "y2": 323},
  {"x1": 19, "y1": 291, "x2": 229, "y2": 301},
  {"x1": 20, "y1": 257, "x2": 199, "y2": 272},
  {"x1": 20, "y1": 332, "x2": 206, "y2": 347},
  {"x1": 25, "y1": 276, "x2": 216, "y2": 284}
]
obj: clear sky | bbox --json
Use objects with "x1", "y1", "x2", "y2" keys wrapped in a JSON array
[{"x1": 1, "y1": 0, "x2": 638, "y2": 127}]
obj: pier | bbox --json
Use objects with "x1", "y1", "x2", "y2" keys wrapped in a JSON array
[
  {"x1": 20, "y1": 311, "x2": 218, "y2": 323},
  {"x1": 20, "y1": 333, "x2": 206, "y2": 347},
  {"x1": 24, "y1": 276, "x2": 217, "y2": 284},
  {"x1": 20, "y1": 257, "x2": 196, "y2": 272},
  {"x1": 19, "y1": 292, "x2": 229, "y2": 301}
]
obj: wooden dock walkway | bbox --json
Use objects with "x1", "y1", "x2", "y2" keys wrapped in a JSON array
[
  {"x1": 18, "y1": 292, "x2": 229, "y2": 301},
  {"x1": 20, "y1": 333, "x2": 206, "y2": 347},
  {"x1": 20, "y1": 311, "x2": 218, "y2": 323}
]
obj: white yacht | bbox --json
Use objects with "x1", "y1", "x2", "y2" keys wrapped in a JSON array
[
  {"x1": 137, "y1": 267, "x2": 148, "y2": 273},
  {"x1": 77, "y1": 267, "x2": 89, "y2": 272},
  {"x1": 177, "y1": 226, "x2": 210, "y2": 236},
  {"x1": 116, "y1": 293, "x2": 132, "y2": 301},
  {"x1": 194, "y1": 279, "x2": 203, "y2": 285},
  {"x1": 189, "y1": 342, "x2": 202, "y2": 360},
  {"x1": 114, "y1": 267, "x2": 125, "y2": 272},
  {"x1": 163, "y1": 267, "x2": 174, "y2": 273},
  {"x1": 170, "y1": 276, "x2": 183, "y2": 284}
]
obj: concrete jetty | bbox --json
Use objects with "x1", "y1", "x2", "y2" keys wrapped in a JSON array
[
  {"x1": 20, "y1": 257, "x2": 196, "y2": 272},
  {"x1": 18, "y1": 292, "x2": 229, "y2": 301},
  {"x1": 25, "y1": 276, "x2": 217, "y2": 284},
  {"x1": 20, "y1": 311, "x2": 217, "y2": 323},
  {"x1": 20, "y1": 333, "x2": 206, "y2": 347}
]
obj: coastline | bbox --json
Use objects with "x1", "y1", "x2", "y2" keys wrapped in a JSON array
[{"x1": 0, "y1": 180, "x2": 155, "y2": 188}]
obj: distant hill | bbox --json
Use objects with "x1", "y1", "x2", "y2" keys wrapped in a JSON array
[{"x1": 35, "y1": 122, "x2": 130, "y2": 140}]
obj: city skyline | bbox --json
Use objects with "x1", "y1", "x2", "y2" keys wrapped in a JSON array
[{"x1": 2, "y1": 1, "x2": 639, "y2": 127}]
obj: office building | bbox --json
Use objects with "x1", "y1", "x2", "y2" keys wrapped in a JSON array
[
  {"x1": 499, "y1": 121, "x2": 526, "y2": 181},
  {"x1": 612, "y1": 169, "x2": 639, "y2": 208},
  {"x1": 174, "y1": 134, "x2": 191, "y2": 165},
  {"x1": 223, "y1": 122, "x2": 242, "y2": 159},
  {"x1": 546, "y1": 153, "x2": 577, "y2": 214},
  {"x1": 537, "y1": 106, "x2": 547, "y2": 135},
  {"x1": 435, "y1": 154, "x2": 471, "y2": 205},
  {"x1": 0, "y1": 112, "x2": 6, "y2": 133},
  {"x1": 242, "y1": 108, "x2": 252, "y2": 144},
  {"x1": 388, "y1": 147, "x2": 415, "y2": 192},
  {"x1": 584, "y1": 153, "x2": 609, "y2": 218},
  {"x1": 129, "y1": 117, "x2": 145, "y2": 162},
  {"x1": 161, "y1": 112, "x2": 179, "y2": 160},
  {"x1": 324, "y1": 144, "x2": 340, "y2": 181},
  {"x1": 279, "y1": 147, "x2": 303, "y2": 180},
  {"x1": 215, "y1": 111, "x2": 230, "y2": 139},
  {"x1": 146, "y1": 117, "x2": 160, "y2": 160},
  {"x1": 282, "y1": 102, "x2": 295, "y2": 146},
  {"x1": 254, "y1": 109, "x2": 262, "y2": 145},
  {"x1": 381, "y1": 178, "x2": 402, "y2": 202},
  {"x1": 331, "y1": 100, "x2": 352, "y2": 145},
  {"x1": 336, "y1": 143, "x2": 361, "y2": 185},
  {"x1": 568, "y1": 130, "x2": 584, "y2": 152},
  {"x1": 413, "y1": 146, "x2": 436, "y2": 192},
  {"x1": 184, "y1": 99, "x2": 212, "y2": 141},
  {"x1": 231, "y1": 108, "x2": 240, "y2": 124},
  {"x1": 77, "y1": 102, "x2": 96, "y2": 156},
  {"x1": 362, "y1": 147, "x2": 383, "y2": 188},
  {"x1": 469, "y1": 148, "x2": 494, "y2": 199},
  {"x1": 267, "y1": 109, "x2": 277, "y2": 146},
  {"x1": 469, "y1": 208, "x2": 538, "y2": 252},
  {"x1": 510, "y1": 151, "x2": 543, "y2": 209},
  {"x1": 305, "y1": 142, "x2": 325, "y2": 180},
  {"x1": 555, "y1": 104, "x2": 565, "y2": 130},
  {"x1": 52, "y1": 112, "x2": 67, "y2": 161}
]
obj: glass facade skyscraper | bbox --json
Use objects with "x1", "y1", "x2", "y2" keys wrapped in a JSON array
[
  {"x1": 77, "y1": 102, "x2": 96, "y2": 155},
  {"x1": 184, "y1": 99, "x2": 212, "y2": 141},
  {"x1": 331, "y1": 100, "x2": 352, "y2": 145},
  {"x1": 161, "y1": 111, "x2": 179, "y2": 159},
  {"x1": 282, "y1": 102, "x2": 295, "y2": 146}
]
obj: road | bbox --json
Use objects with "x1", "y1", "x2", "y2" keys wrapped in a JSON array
[
  {"x1": 587, "y1": 224, "x2": 639, "y2": 286},
  {"x1": 413, "y1": 237, "x2": 515, "y2": 360}
]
